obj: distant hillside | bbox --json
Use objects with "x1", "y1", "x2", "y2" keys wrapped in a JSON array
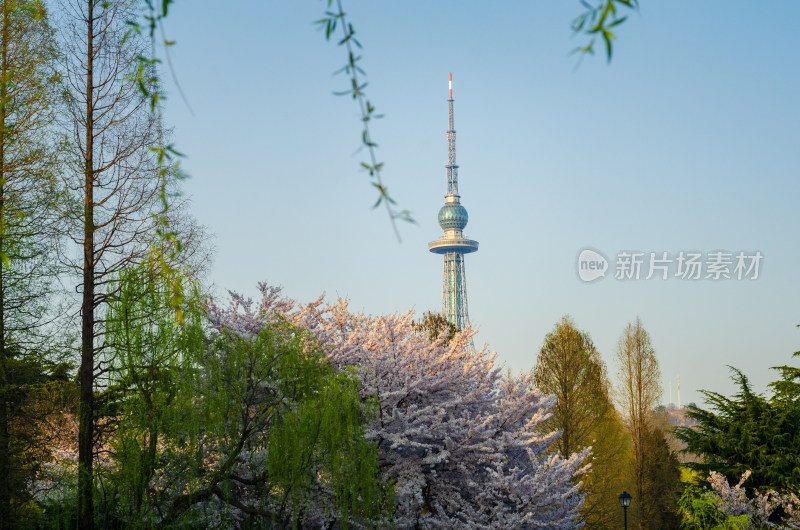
[
  {"x1": 664, "y1": 406, "x2": 699, "y2": 429},
  {"x1": 656, "y1": 406, "x2": 701, "y2": 464}
]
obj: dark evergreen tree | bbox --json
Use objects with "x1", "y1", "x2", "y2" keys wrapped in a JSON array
[
  {"x1": 412, "y1": 311, "x2": 459, "y2": 346},
  {"x1": 675, "y1": 362, "x2": 800, "y2": 494},
  {"x1": 641, "y1": 426, "x2": 682, "y2": 528}
]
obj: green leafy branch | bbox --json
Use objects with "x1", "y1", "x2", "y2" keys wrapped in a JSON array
[
  {"x1": 317, "y1": 0, "x2": 414, "y2": 242},
  {"x1": 572, "y1": 0, "x2": 638, "y2": 61},
  {"x1": 126, "y1": 0, "x2": 188, "y2": 321}
]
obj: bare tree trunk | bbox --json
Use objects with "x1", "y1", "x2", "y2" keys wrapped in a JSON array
[
  {"x1": 77, "y1": 0, "x2": 94, "y2": 526},
  {"x1": 0, "y1": 400, "x2": 7, "y2": 530}
]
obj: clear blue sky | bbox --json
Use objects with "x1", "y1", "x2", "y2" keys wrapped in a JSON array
[{"x1": 161, "y1": 1, "x2": 800, "y2": 407}]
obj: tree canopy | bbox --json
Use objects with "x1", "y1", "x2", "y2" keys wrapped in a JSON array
[
  {"x1": 676, "y1": 361, "x2": 800, "y2": 495},
  {"x1": 209, "y1": 284, "x2": 590, "y2": 528}
]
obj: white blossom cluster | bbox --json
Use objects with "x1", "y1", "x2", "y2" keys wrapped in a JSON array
[
  {"x1": 208, "y1": 283, "x2": 589, "y2": 529},
  {"x1": 28, "y1": 409, "x2": 80, "y2": 505},
  {"x1": 708, "y1": 471, "x2": 800, "y2": 529}
]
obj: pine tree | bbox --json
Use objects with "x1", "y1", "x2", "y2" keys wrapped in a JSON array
[{"x1": 676, "y1": 364, "x2": 800, "y2": 494}]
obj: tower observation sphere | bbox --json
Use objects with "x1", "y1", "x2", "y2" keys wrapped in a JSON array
[
  {"x1": 428, "y1": 73, "x2": 478, "y2": 332},
  {"x1": 438, "y1": 203, "x2": 468, "y2": 230}
]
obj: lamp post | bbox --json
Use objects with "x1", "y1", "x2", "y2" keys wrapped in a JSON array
[{"x1": 619, "y1": 491, "x2": 632, "y2": 529}]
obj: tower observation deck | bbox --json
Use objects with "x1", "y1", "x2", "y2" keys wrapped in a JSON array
[{"x1": 428, "y1": 73, "x2": 478, "y2": 331}]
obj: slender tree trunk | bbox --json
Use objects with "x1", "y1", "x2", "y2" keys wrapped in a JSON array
[
  {"x1": 0, "y1": 1, "x2": 10, "y2": 526},
  {"x1": 78, "y1": 1, "x2": 95, "y2": 528},
  {"x1": 0, "y1": 399, "x2": 7, "y2": 530},
  {"x1": 634, "y1": 325, "x2": 646, "y2": 529},
  {"x1": 633, "y1": 328, "x2": 646, "y2": 530},
  {"x1": 636, "y1": 424, "x2": 644, "y2": 529},
  {"x1": 633, "y1": 328, "x2": 644, "y2": 529}
]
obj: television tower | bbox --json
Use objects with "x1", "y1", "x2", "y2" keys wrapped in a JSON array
[{"x1": 428, "y1": 74, "x2": 479, "y2": 330}]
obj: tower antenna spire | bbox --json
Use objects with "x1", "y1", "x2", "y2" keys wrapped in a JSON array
[
  {"x1": 446, "y1": 73, "x2": 458, "y2": 196},
  {"x1": 429, "y1": 73, "x2": 479, "y2": 332},
  {"x1": 449, "y1": 72, "x2": 452, "y2": 99}
]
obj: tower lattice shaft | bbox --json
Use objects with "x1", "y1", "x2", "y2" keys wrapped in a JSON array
[
  {"x1": 447, "y1": 97, "x2": 458, "y2": 196},
  {"x1": 442, "y1": 252, "x2": 469, "y2": 329}
]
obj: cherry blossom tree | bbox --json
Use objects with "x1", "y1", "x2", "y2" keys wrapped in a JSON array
[
  {"x1": 208, "y1": 283, "x2": 589, "y2": 529},
  {"x1": 680, "y1": 470, "x2": 800, "y2": 529}
]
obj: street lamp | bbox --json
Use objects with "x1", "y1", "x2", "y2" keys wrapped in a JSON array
[{"x1": 619, "y1": 491, "x2": 632, "y2": 529}]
